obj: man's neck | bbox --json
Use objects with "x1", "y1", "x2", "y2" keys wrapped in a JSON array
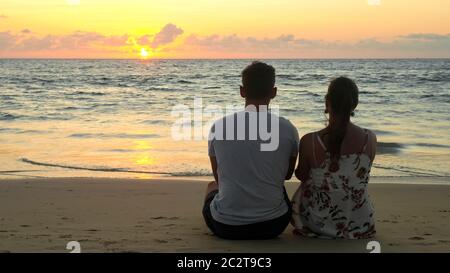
[{"x1": 245, "y1": 99, "x2": 271, "y2": 111}]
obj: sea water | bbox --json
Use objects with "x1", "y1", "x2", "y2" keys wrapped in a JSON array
[{"x1": 0, "y1": 59, "x2": 449, "y2": 180}]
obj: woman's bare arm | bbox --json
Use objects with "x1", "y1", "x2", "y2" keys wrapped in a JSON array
[{"x1": 295, "y1": 134, "x2": 312, "y2": 182}]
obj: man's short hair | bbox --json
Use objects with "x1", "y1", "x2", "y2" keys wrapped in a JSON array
[{"x1": 241, "y1": 61, "x2": 276, "y2": 100}]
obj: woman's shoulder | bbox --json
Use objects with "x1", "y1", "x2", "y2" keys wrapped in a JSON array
[
  {"x1": 351, "y1": 124, "x2": 377, "y2": 160},
  {"x1": 352, "y1": 124, "x2": 377, "y2": 141},
  {"x1": 299, "y1": 132, "x2": 313, "y2": 147},
  {"x1": 299, "y1": 130, "x2": 327, "y2": 152},
  {"x1": 300, "y1": 129, "x2": 324, "y2": 143}
]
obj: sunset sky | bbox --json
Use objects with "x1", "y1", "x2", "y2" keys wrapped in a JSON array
[{"x1": 0, "y1": 0, "x2": 449, "y2": 58}]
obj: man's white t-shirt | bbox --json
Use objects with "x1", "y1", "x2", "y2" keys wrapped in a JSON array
[{"x1": 208, "y1": 109, "x2": 299, "y2": 225}]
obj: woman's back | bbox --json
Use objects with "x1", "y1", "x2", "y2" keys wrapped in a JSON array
[
  {"x1": 292, "y1": 123, "x2": 377, "y2": 239},
  {"x1": 311, "y1": 123, "x2": 376, "y2": 169}
]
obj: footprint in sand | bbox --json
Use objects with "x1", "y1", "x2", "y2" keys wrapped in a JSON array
[
  {"x1": 150, "y1": 216, "x2": 179, "y2": 220},
  {"x1": 416, "y1": 242, "x2": 436, "y2": 246},
  {"x1": 154, "y1": 239, "x2": 168, "y2": 244},
  {"x1": 380, "y1": 219, "x2": 398, "y2": 224},
  {"x1": 103, "y1": 241, "x2": 117, "y2": 247},
  {"x1": 35, "y1": 234, "x2": 51, "y2": 237},
  {"x1": 409, "y1": 236, "x2": 425, "y2": 241}
]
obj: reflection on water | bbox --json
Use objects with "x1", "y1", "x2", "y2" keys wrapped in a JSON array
[
  {"x1": 133, "y1": 140, "x2": 153, "y2": 150},
  {"x1": 135, "y1": 155, "x2": 155, "y2": 166},
  {"x1": 0, "y1": 59, "x2": 449, "y2": 181}
]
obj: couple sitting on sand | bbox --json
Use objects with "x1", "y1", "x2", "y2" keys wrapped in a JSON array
[{"x1": 203, "y1": 61, "x2": 377, "y2": 240}]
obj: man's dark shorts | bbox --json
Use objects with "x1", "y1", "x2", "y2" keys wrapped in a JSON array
[{"x1": 202, "y1": 188, "x2": 292, "y2": 240}]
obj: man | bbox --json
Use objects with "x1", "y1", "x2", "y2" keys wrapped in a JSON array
[{"x1": 202, "y1": 61, "x2": 299, "y2": 240}]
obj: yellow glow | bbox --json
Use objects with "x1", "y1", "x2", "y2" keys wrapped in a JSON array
[
  {"x1": 66, "y1": 0, "x2": 80, "y2": 6},
  {"x1": 140, "y1": 48, "x2": 149, "y2": 59},
  {"x1": 136, "y1": 155, "x2": 155, "y2": 166},
  {"x1": 0, "y1": 0, "x2": 448, "y2": 58},
  {"x1": 133, "y1": 140, "x2": 152, "y2": 150}
]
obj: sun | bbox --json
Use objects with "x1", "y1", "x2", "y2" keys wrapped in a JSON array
[{"x1": 140, "y1": 48, "x2": 149, "y2": 59}]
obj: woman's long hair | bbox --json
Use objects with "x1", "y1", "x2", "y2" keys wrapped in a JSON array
[{"x1": 324, "y1": 77, "x2": 359, "y2": 170}]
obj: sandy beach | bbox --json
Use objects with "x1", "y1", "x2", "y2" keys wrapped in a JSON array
[{"x1": 0, "y1": 177, "x2": 449, "y2": 253}]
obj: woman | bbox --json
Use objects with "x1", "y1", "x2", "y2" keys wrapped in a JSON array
[{"x1": 291, "y1": 77, "x2": 377, "y2": 239}]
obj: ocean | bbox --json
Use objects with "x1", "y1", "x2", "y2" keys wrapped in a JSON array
[{"x1": 0, "y1": 59, "x2": 449, "y2": 181}]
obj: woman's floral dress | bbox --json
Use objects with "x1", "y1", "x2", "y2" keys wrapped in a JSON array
[{"x1": 291, "y1": 132, "x2": 376, "y2": 239}]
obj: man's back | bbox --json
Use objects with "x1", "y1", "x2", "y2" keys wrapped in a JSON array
[{"x1": 208, "y1": 110, "x2": 299, "y2": 225}]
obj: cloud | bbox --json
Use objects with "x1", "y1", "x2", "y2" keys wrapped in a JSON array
[
  {"x1": 400, "y1": 33, "x2": 450, "y2": 41},
  {"x1": 57, "y1": 31, "x2": 130, "y2": 48},
  {"x1": 137, "y1": 35, "x2": 152, "y2": 45},
  {"x1": 355, "y1": 33, "x2": 450, "y2": 52},
  {"x1": 183, "y1": 34, "x2": 334, "y2": 56},
  {"x1": 0, "y1": 32, "x2": 15, "y2": 50},
  {"x1": 0, "y1": 23, "x2": 184, "y2": 57},
  {"x1": 15, "y1": 35, "x2": 57, "y2": 51},
  {"x1": 185, "y1": 34, "x2": 297, "y2": 52},
  {"x1": 150, "y1": 23, "x2": 183, "y2": 48},
  {"x1": 0, "y1": 31, "x2": 131, "y2": 52},
  {"x1": 181, "y1": 32, "x2": 450, "y2": 58},
  {"x1": 185, "y1": 33, "x2": 335, "y2": 51},
  {"x1": 1, "y1": 22, "x2": 449, "y2": 58}
]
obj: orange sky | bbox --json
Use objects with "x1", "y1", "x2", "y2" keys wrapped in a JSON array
[{"x1": 0, "y1": 0, "x2": 449, "y2": 58}]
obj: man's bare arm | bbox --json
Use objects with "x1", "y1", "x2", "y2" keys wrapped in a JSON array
[{"x1": 285, "y1": 156, "x2": 298, "y2": 180}]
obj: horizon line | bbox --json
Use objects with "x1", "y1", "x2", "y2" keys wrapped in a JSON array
[{"x1": 1, "y1": 57, "x2": 449, "y2": 61}]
